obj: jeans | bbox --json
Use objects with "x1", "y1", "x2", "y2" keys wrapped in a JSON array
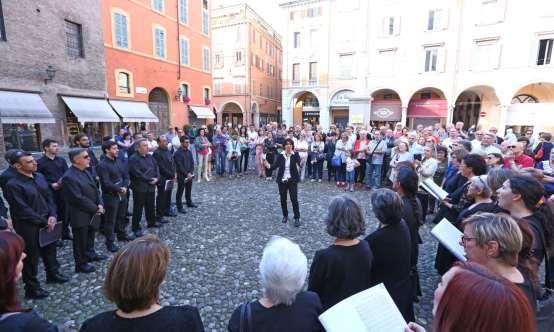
[
  {"x1": 335, "y1": 163, "x2": 346, "y2": 182},
  {"x1": 228, "y1": 158, "x2": 239, "y2": 175},
  {"x1": 215, "y1": 149, "x2": 226, "y2": 175},
  {"x1": 189, "y1": 143, "x2": 197, "y2": 166},
  {"x1": 197, "y1": 153, "x2": 209, "y2": 180},
  {"x1": 346, "y1": 170, "x2": 356, "y2": 184},
  {"x1": 365, "y1": 162, "x2": 383, "y2": 188},
  {"x1": 312, "y1": 159, "x2": 324, "y2": 180}
]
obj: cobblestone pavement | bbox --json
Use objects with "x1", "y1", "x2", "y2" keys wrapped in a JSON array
[{"x1": 21, "y1": 173, "x2": 440, "y2": 331}]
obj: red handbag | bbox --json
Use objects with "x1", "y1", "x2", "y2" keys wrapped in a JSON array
[{"x1": 535, "y1": 143, "x2": 545, "y2": 161}]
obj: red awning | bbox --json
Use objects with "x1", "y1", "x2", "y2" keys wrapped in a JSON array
[{"x1": 407, "y1": 99, "x2": 447, "y2": 118}]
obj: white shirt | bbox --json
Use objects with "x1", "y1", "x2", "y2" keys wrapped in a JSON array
[
  {"x1": 295, "y1": 140, "x2": 309, "y2": 159},
  {"x1": 475, "y1": 144, "x2": 501, "y2": 156},
  {"x1": 283, "y1": 152, "x2": 292, "y2": 181},
  {"x1": 171, "y1": 136, "x2": 181, "y2": 149}
]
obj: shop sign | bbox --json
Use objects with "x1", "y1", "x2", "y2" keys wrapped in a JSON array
[
  {"x1": 371, "y1": 100, "x2": 402, "y2": 121},
  {"x1": 135, "y1": 87, "x2": 148, "y2": 94},
  {"x1": 303, "y1": 111, "x2": 320, "y2": 117},
  {"x1": 330, "y1": 90, "x2": 353, "y2": 107}
]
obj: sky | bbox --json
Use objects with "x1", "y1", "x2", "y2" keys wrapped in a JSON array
[{"x1": 213, "y1": 0, "x2": 286, "y2": 36}]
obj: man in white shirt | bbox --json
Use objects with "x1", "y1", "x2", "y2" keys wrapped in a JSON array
[
  {"x1": 441, "y1": 128, "x2": 459, "y2": 151},
  {"x1": 470, "y1": 130, "x2": 484, "y2": 153},
  {"x1": 474, "y1": 132, "x2": 501, "y2": 156}
]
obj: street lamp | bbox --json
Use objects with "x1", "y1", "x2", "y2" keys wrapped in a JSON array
[{"x1": 44, "y1": 65, "x2": 56, "y2": 84}]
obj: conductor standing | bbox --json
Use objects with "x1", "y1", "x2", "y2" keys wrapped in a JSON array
[
  {"x1": 62, "y1": 148, "x2": 106, "y2": 274},
  {"x1": 174, "y1": 136, "x2": 196, "y2": 213},
  {"x1": 266, "y1": 138, "x2": 302, "y2": 227}
]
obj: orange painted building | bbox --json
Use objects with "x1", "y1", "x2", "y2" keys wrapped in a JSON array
[{"x1": 102, "y1": 0, "x2": 214, "y2": 133}]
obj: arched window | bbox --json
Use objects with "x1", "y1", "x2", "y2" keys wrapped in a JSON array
[{"x1": 511, "y1": 94, "x2": 538, "y2": 104}]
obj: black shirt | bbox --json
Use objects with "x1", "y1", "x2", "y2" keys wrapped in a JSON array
[
  {"x1": 153, "y1": 147, "x2": 176, "y2": 181},
  {"x1": 85, "y1": 147, "x2": 99, "y2": 178},
  {"x1": 97, "y1": 155, "x2": 130, "y2": 195},
  {"x1": 402, "y1": 196, "x2": 423, "y2": 266},
  {"x1": 227, "y1": 292, "x2": 323, "y2": 332},
  {"x1": 0, "y1": 166, "x2": 18, "y2": 193},
  {"x1": 174, "y1": 148, "x2": 194, "y2": 176},
  {"x1": 128, "y1": 153, "x2": 160, "y2": 193},
  {"x1": 308, "y1": 241, "x2": 373, "y2": 311},
  {"x1": 5, "y1": 172, "x2": 56, "y2": 227},
  {"x1": 0, "y1": 310, "x2": 58, "y2": 332},
  {"x1": 525, "y1": 213, "x2": 546, "y2": 264},
  {"x1": 80, "y1": 306, "x2": 204, "y2": 332},
  {"x1": 36, "y1": 155, "x2": 68, "y2": 185}
]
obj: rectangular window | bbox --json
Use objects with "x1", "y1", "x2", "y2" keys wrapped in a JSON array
[
  {"x1": 290, "y1": 11, "x2": 295, "y2": 21},
  {"x1": 203, "y1": 47, "x2": 210, "y2": 72},
  {"x1": 309, "y1": 62, "x2": 317, "y2": 81},
  {"x1": 181, "y1": 83, "x2": 189, "y2": 97},
  {"x1": 427, "y1": 9, "x2": 446, "y2": 31},
  {"x1": 203, "y1": 0, "x2": 208, "y2": 10},
  {"x1": 537, "y1": 38, "x2": 553, "y2": 65},
  {"x1": 179, "y1": 0, "x2": 188, "y2": 24},
  {"x1": 472, "y1": 39, "x2": 500, "y2": 71},
  {"x1": 259, "y1": 83, "x2": 263, "y2": 96},
  {"x1": 154, "y1": 27, "x2": 166, "y2": 58},
  {"x1": 203, "y1": 87, "x2": 210, "y2": 101},
  {"x1": 152, "y1": 0, "x2": 164, "y2": 12},
  {"x1": 214, "y1": 81, "x2": 221, "y2": 95},
  {"x1": 180, "y1": 38, "x2": 189, "y2": 65},
  {"x1": 118, "y1": 72, "x2": 131, "y2": 94},
  {"x1": 235, "y1": 50, "x2": 243, "y2": 65},
  {"x1": 339, "y1": 54, "x2": 353, "y2": 78},
  {"x1": 382, "y1": 16, "x2": 398, "y2": 36},
  {"x1": 374, "y1": 49, "x2": 395, "y2": 76},
  {"x1": 427, "y1": 10, "x2": 435, "y2": 31},
  {"x1": 310, "y1": 29, "x2": 318, "y2": 47},
  {"x1": 0, "y1": 0, "x2": 6, "y2": 41},
  {"x1": 424, "y1": 47, "x2": 438, "y2": 72},
  {"x1": 292, "y1": 63, "x2": 300, "y2": 81},
  {"x1": 113, "y1": 13, "x2": 129, "y2": 49},
  {"x1": 65, "y1": 20, "x2": 84, "y2": 58},
  {"x1": 388, "y1": 17, "x2": 394, "y2": 35},
  {"x1": 202, "y1": 10, "x2": 209, "y2": 35},
  {"x1": 294, "y1": 32, "x2": 300, "y2": 48},
  {"x1": 479, "y1": 0, "x2": 506, "y2": 25},
  {"x1": 307, "y1": 8, "x2": 315, "y2": 17}
]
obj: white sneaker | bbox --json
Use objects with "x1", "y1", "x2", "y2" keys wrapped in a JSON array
[
  {"x1": 205, "y1": 177, "x2": 210, "y2": 182},
  {"x1": 318, "y1": 179, "x2": 322, "y2": 183},
  {"x1": 310, "y1": 179, "x2": 316, "y2": 182}
]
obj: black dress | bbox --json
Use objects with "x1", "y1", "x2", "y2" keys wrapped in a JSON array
[
  {"x1": 79, "y1": 306, "x2": 204, "y2": 332},
  {"x1": 308, "y1": 241, "x2": 373, "y2": 311},
  {"x1": 401, "y1": 196, "x2": 423, "y2": 298},
  {"x1": 227, "y1": 291, "x2": 323, "y2": 332},
  {"x1": 365, "y1": 221, "x2": 414, "y2": 322},
  {"x1": 435, "y1": 202, "x2": 505, "y2": 275}
]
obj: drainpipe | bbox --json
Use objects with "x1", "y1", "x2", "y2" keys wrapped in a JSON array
[{"x1": 177, "y1": 1, "x2": 181, "y2": 80}]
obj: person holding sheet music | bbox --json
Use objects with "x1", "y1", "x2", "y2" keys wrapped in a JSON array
[
  {"x1": 308, "y1": 195, "x2": 373, "y2": 311},
  {"x1": 153, "y1": 136, "x2": 176, "y2": 224},
  {"x1": 97, "y1": 141, "x2": 134, "y2": 253},
  {"x1": 174, "y1": 137, "x2": 197, "y2": 213},
  {"x1": 5, "y1": 151, "x2": 69, "y2": 299},
  {"x1": 434, "y1": 154, "x2": 487, "y2": 275},
  {"x1": 63, "y1": 148, "x2": 106, "y2": 274},
  {"x1": 366, "y1": 188, "x2": 414, "y2": 322}
]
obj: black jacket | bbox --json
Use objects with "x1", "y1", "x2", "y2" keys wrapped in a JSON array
[
  {"x1": 153, "y1": 147, "x2": 176, "y2": 181},
  {"x1": 128, "y1": 153, "x2": 160, "y2": 193},
  {"x1": 5, "y1": 172, "x2": 56, "y2": 229},
  {"x1": 86, "y1": 147, "x2": 99, "y2": 178},
  {"x1": 97, "y1": 155, "x2": 130, "y2": 196},
  {"x1": 174, "y1": 148, "x2": 195, "y2": 176},
  {"x1": 62, "y1": 166, "x2": 103, "y2": 229},
  {"x1": 36, "y1": 155, "x2": 68, "y2": 185},
  {"x1": 268, "y1": 152, "x2": 301, "y2": 184},
  {"x1": 0, "y1": 166, "x2": 18, "y2": 193},
  {"x1": 0, "y1": 310, "x2": 58, "y2": 332}
]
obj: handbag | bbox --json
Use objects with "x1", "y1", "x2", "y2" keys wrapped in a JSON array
[
  {"x1": 535, "y1": 143, "x2": 545, "y2": 161},
  {"x1": 331, "y1": 154, "x2": 342, "y2": 167},
  {"x1": 239, "y1": 301, "x2": 253, "y2": 332}
]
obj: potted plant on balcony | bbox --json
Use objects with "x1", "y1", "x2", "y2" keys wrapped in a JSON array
[{"x1": 183, "y1": 95, "x2": 191, "y2": 103}]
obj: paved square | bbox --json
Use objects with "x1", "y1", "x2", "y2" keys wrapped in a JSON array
[{"x1": 22, "y1": 174, "x2": 439, "y2": 331}]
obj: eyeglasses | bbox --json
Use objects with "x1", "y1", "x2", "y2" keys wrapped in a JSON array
[
  {"x1": 82, "y1": 155, "x2": 90, "y2": 159},
  {"x1": 508, "y1": 145, "x2": 517, "y2": 149},
  {"x1": 461, "y1": 235, "x2": 476, "y2": 245}
]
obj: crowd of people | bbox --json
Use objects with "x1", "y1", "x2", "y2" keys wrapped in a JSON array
[{"x1": 0, "y1": 119, "x2": 553, "y2": 331}]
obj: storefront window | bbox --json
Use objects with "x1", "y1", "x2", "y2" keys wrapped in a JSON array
[{"x1": 3, "y1": 124, "x2": 41, "y2": 151}]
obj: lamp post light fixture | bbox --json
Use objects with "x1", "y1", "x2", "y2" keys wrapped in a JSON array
[{"x1": 44, "y1": 65, "x2": 56, "y2": 84}]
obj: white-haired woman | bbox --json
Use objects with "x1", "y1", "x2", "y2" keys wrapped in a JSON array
[{"x1": 227, "y1": 237, "x2": 323, "y2": 332}]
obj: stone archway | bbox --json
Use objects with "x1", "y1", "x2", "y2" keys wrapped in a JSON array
[
  {"x1": 370, "y1": 89, "x2": 403, "y2": 126},
  {"x1": 148, "y1": 87, "x2": 170, "y2": 135},
  {"x1": 292, "y1": 91, "x2": 320, "y2": 126},
  {"x1": 407, "y1": 87, "x2": 447, "y2": 128},
  {"x1": 220, "y1": 101, "x2": 244, "y2": 127},
  {"x1": 507, "y1": 82, "x2": 554, "y2": 135}
]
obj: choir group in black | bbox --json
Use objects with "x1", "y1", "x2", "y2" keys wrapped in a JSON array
[{"x1": 0, "y1": 133, "x2": 196, "y2": 300}]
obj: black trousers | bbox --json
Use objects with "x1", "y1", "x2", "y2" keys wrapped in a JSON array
[
  {"x1": 132, "y1": 191, "x2": 156, "y2": 231},
  {"x1": 356, "y1": 158, "x2": 366, "y2": 183},
  {"x1": 72, "y1": 224, "x2": 96, "y2": 266},
  {"x1": 278, "y1": 181, "x2": 300, "y2": 219},
  {"x1": 17, "y1": 225, "x2": 58, "y2": 291},
  {"x1": 240, "y1": 148, "x2": 249, "y2": 172},
  {"x1": 53, "y1": 190, "x2": 70, "y2": 236},
  {"x1": 156, "y1": 184, "x2": 171, "y2": 218},
  {"x1": 176, "y1": 176, "x2": 193, "y2": 209},
  {"x1": 265, "y1": 152, "x2": 275, "y2": 177},
  {"x1": 103, "y1": 194, "x2": 128, "y2": 242}
]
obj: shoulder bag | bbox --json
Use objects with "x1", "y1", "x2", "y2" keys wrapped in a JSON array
[{"x1": 239, "y1": 301, "x2": 253, "y2": 332}]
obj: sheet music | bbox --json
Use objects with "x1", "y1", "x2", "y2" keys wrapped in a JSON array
[
  {"x1": 431, "y1": 218, "x2": 467, "y2": 261},
  {"x1": 319, "y1": 283, "x2": 407, "y2": 332},
  {"x1": 421, "y1": 178, "x2": 448, "y2": 201}
]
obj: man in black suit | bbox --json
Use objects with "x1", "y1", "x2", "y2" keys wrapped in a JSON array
[
  {"x1": 174, "y1": 136, "x2": 196, "y2": 213},
  {"x1": 128, "y1": 139, "x2": 160, "y2": 237},
  {"x1": 266, "y1": 138, "x2": 302, "y2": 227},
  {"x1": 5, "y1": 151, "x2": 69, "y2": 299},
  {"x1": 37, "y1": 139, "x2": 71, "y2": 240},
  {"x1": 74, "y1": 133, "x2": 99, "y2": 179},
  {"x1": 62, "y1": 148, "x2": 106, "y2": 274},
  {"x1": 153, "y1": 135, "x2": 176, "y2": 223},
  {"x1": 97, "y1": 141, "x2": 134, "y2": 252},
  {"x1": 0, "y1": 149, "x2": 22, "y2": 193}
]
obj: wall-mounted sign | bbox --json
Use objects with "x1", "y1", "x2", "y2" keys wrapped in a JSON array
[
  {"x1": 330, "y1": 90, "x2": 354, "y2": 107},
  {"x1": 371, "y1": 100, "x2": 402, "y2": 121},
  {"x1": 135, "y1": 87, "x2": 148, "y2": 94},
  {"x1": 303, "y1": 111, "x2": 320, "y2": 117}
]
